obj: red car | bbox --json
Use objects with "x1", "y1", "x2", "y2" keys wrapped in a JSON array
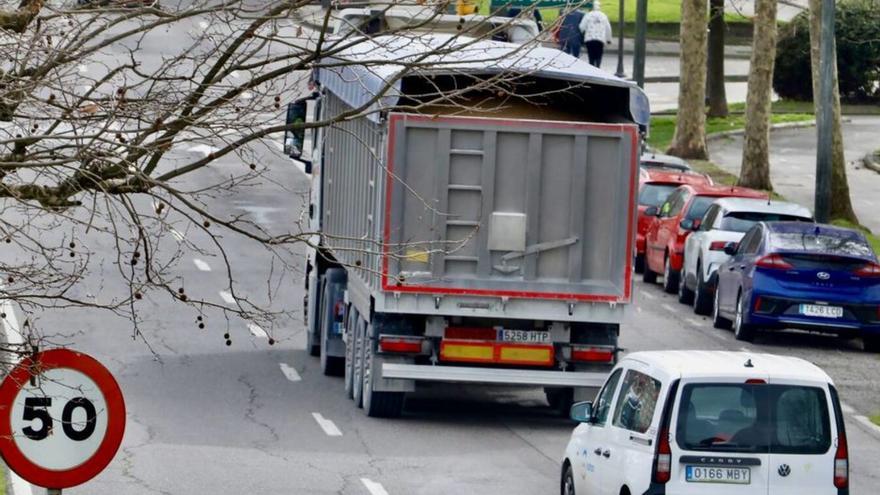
[
  {"x1": 643, "y1": 183, "x2": 767, "y2": 293},
  {"x1": 635, "y1": 169, "x2": 712, "y2": 273}
]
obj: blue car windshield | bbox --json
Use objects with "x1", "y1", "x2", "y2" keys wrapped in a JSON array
[{"x1": 769, "y1": 232, "x2": 874, "y2": 258}]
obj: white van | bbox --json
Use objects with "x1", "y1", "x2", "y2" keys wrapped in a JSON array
[{"x1": 561, "y1": 351, "x2": 849, "y2": 495}]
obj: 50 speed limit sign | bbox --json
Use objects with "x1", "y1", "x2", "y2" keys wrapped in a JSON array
[{"x1": 0, "y1": 349, "x2": 126, "y2": 489}]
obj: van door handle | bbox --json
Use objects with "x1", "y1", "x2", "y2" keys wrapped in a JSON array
[
  {"x1": 602, "y1": 449, "x2": 611, "y2": 458},
  {"x1": 593, "y1": 448, "x2": 602, "y2": 456}
]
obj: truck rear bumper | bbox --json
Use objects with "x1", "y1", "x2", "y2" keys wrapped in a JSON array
[{"x1": 381, "y1": 363, "x2": 607, "y2": 388}]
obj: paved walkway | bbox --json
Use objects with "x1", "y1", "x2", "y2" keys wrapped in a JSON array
[{"x1": 709, "y1": 116, "x2": 880, "y2": 232}]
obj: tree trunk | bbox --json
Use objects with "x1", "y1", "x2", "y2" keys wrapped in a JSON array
[
  {"x1": 737, "y1": 0, "x2": 777, "y2": 191},
  {"x1": 706, "y1": 0, "x2": 728, "y2": 118},
  {"x1": 666, "y1": 0, "x2": 708, "y2": 159},
  {"x1": 808, "y1": 0, "x2": 859, "y2": 224}
]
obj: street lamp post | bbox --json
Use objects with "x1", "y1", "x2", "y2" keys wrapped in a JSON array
[{"x1": 614, "y1": 0, "x2": 626, "y2": 77}]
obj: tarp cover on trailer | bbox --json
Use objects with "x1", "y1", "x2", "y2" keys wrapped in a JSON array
[{"x1": 315, "y1": 33, "x2": 650, "y2": 126}]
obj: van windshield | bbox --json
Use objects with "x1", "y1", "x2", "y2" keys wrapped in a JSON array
[{"x1": 676, "y1": 384, "x2": 831, "y2": 454}]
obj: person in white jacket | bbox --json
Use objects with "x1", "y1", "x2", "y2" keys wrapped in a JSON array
[{"x1": 579, "y1": 1, "x2": 613, "y2": 68}]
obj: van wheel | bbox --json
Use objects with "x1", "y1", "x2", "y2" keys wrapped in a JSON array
[
  {"x1": 734, "y1": 293, "x2": 756, "y2": 342},
  {"x1": 663, "y1": 255, "x2": 679, "y2": 294},
  {"x1": 863, "y1": 334, "x2": 880, "y2": 353},
  {"x1": 713, "y1": 286, "x2": 732, "y2": 330},
  {"x1": 561, "y1": 464, "x2": 576, "y2": 495},
  {"x1": 362, "y1": 323, "x2": 404, "y2": 418},
  {"x1": 693, "y1": 266, "x2": 712, "y2": 315},
  {"x1": 634, "y1": 254, "x2": 645, "y2": 274}
]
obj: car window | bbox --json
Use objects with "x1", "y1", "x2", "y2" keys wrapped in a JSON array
[
  {"x1": 612, "y1": 370, "x2": 662, "y2": 433},
  {"x1": 769, "y1": 230, "x2": 874, "y2": 258},
  {"x1": 676, "y1": 383, "x2": 831, "y2": 454},
  {"x1": 737, "y1": 226, "x2": 762, "y2": 255},
  {"x1": 659, "y1": 190, "x2": 682, "y2": 217},
  {"x1": 667, "y1": 190, "x2": 690, "y2": 217},
  {"x1": 639, "y1": 184, "x2": 678, "y2": 207},
  {"x1": 735, "y1": 228, "x2": 757, "y2": 255},
  {"x1": 699, "y1": 205, "x2": 721, "y2": 231},
  {"x1": 684, "y1": 195, "x2": 716, "y2": 222},
  {"x1": 719, "y1": 212, "x2": 811, "y2": 233},
  {"x1": 593, "y1": 368, "x2": 623, "y2": 426}
]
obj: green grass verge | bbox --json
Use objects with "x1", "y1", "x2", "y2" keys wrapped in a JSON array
[
  {"x1": 871, "y1": 415, "x2": 880, "y2": 427},
  {"x1": 729, "y1": 100, "x2": 880, "y2": 116},
  {"x1": 647, "y1": 113, "x2": 814, "y2": 151}
]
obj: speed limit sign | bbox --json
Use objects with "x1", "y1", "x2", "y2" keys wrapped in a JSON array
[{"x1": 0, "y1": 349, "x2": 126, "y2": 489}]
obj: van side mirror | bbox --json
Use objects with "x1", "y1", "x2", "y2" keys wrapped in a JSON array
[
  {"x1": 569, "y1": 401, "x2": 593, "y2": 423},
  {"x1": 723, "y1": 242, "x2": 739, "y2": 256},
  {"x1": 284, "y1": 96, "x2": 318, "y2": 173},
  {"x1": 644, "y1": 206, "x2": 659, "y2": 217}
]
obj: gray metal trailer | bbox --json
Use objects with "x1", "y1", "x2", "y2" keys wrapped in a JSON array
[{"x1": 286, "y1": 34, "x2": 650, "y2": 417}]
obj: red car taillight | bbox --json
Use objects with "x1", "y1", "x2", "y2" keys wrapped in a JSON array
[
  {"x1": 834, "y1": 428, "x2": 849, "y2": 489},
  {"x1": 652, "y1": 381, "x2": 679, "y2": 485},
  {"x1": 756, "y1": 254, "x2": 794, "y2": 270},
  {"x1": 854, "y1": 262, "x2": 880, "y2": 278},
  {"x1": 709, "y1": 241, "x2": 728, "y2": 251}
]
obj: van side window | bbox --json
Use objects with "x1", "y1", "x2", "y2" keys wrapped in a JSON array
[
  {"x1": 593, "y1": 368, "x2": 623, "y2": 426},
  {"x1": 612, "y1": 370, "x2": 662, "y2": 433}
]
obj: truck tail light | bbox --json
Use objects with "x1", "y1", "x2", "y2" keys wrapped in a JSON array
[
  {"x1": 834, "y1": 429, "x2": 849, "y2": 489},
  {"x1": 709, "y1": 241, "x2": 728, "y2": 251},
  {"x1": 570, "y1": 345, "x2": 615, "y2": 363},
  {"x1": 854, "y1": 262, "x2": 880, "y2": 278},
  {"x1": 444, "y1": 326, "x2": 498, "y2": 340},
  {"x1": 652, "y1": 380, "x2": 679, "y2": 485},
  {"x1": 378, "y1": 336, "x2": 423, "y2": 354},
  {"x1": 756, "y1": 254, "x2": 793, "y2": 270}
]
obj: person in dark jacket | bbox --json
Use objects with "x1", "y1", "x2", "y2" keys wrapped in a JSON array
[{"x1": 556, "y1": 8, "x2": 585, "y2": 58}]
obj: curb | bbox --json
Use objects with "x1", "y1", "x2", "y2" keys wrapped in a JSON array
[
  {"x1": 706, "y1": 120, "x2": 817, "y2": 142},
  {"x1": 862, "y1": 152, "x2": 880, "y2": 174}
]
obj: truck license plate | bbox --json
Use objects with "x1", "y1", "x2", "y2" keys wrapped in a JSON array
[
  {"x1": 685, "y1": 466, "x2": 750, "y2": 484},
  {"x1": 499, "y1": 329, "x2": 550, "y2": 344},
  {"x1": 800, "y1": 304, "x2": 843, "y2": 318}
]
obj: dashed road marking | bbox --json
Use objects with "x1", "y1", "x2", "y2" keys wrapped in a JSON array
[
  {"x1": 279, "y1": 363, "x2": 301, "y2": 382},
  {"x1": 685, "y1": 318, "x2": 704, "y2": 327},
  {"x1": 219, "y1": 290, "x2": 236, "y2": 304},
  {"x1": 312, "y1": 412, "x2": 342, "y2": 436},
  {"x1": 661, "y1": 303, "x2": 677, "y2": 313},
  {"x1": 248, "y1": 323, "x2": 268, "y2": 339},
  {"x1": 188, "y1": 144, "x2": 219, "y2": 157},
  {"x1": 193, "y1": 258, "x2": 211, "y2": 271},
  {"x1": 170, "y1": 229, "x2": 185, "y2": 242},
  {"x1": 360, "y1": 478, "x2": 390, "y2": 495},
  {"x1": 641, "y1": 291, "x2": 657, "y2": 300}
]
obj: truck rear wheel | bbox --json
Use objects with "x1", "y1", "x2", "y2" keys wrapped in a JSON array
[
  {"x1": 362, "y1": 322, "x2": 404, "y2": 418},
  {"x1": 352, "y1": 317, "x2": 366, "y2": 409},
  {"x1": 545, "y1": 388, "x2": 574, "y2": 418},
  {"x1": 306, "y1": 273, "x2": 322, "y2": 357},
  {"x1": 344, "y1": 306, "x2": 359, "y2": 399}
]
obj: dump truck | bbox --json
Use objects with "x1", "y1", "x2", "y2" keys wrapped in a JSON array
[{"x1": 285, "y1": 33, "x2": 651, "y2": 417}]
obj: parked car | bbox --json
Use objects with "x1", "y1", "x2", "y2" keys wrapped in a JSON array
[
  {"x1": 640, "y1": 152, "x2": 691, "y2": 172},
  {"x1": 680, "y1": 198, "x2": 813, "y2": 314},
  {"x1": 561, "y1": 350, "x2": 849, "y2": 495},
  {"x1": 635, "y1": 169, "x2": 713, "y2": 273},
  {"x1": 713, "y1": 221, "x2": 880, "y2": 348},
  {"x1": 643, "y1": 184, "x2": 767, "y2": 293}
]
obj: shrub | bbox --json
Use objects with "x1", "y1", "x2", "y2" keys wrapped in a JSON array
[{"x1": 773, "y1": 0, "x2": 880, "y2": 102}]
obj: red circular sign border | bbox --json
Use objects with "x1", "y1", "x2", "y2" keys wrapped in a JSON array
[{"x1": 0, "y1": 348, "x2": 126, "y2": 489}]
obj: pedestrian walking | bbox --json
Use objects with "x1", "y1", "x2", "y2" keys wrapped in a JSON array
[
  {"x1": 556, "y1": 8, "x2": 585, "y2": 58},
  {"x1": 579, "y1": 1, "x2": 612, "y2": 68}
]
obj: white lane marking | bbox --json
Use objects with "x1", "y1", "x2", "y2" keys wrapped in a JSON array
[
  {"x1": 10, "y1": 471, "x2": 33, "y2": 495},
  {"x1": 170, "y1": 229, "x2": 185, "y2": 242},
  {"x1": 248, "y1": 323, "x2": 268, "y2": 339},
  {"x1": 312, "y1": 412, "x2": 342, "y2": 436},
  {"x1": 198, "y1": 20, "x2": 209, "y2": 30},
  {"x1": 854, "y1": 415, "x2": 880, "y2": 438},
  {"x1": 193, "y1": 258, "x2": 211, "y2": 271},
  {"x1": 360, "y1": 478, "x2": 390, "y2": 495},
  {"x1": 231, "y1": 71, "x2": 240, "y2": 79},
  {"x1": 219, "y1": 290, "x2": 236, "y2": 304},
  {"x1": 685, "y1": 318, "x2": 704, "y2": 327},
  {"x1": 840, "y1": 402, "x2": 855, "y2": 415},
  {"x1": 279, "y1": 363, "x2": 301, "y2": 382},
  {"x1": 661, "y1": 303, "x2": 677, "y2": 313},
  {"x1": 641, "y1": 291, "x2": 656, "y2": 300}
]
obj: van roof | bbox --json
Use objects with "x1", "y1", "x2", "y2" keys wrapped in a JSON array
[{"x1": 622, "y1": 350, "x2": 832, "y2": 384}]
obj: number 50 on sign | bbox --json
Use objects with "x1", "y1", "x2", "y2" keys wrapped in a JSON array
[{"x1": 0, "y1": 349, "x2": 126, "y2": 489}]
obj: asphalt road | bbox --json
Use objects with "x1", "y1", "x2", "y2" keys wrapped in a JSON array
[{"x1": 4, "y1": 146, "x2": 880, "y2": 494}]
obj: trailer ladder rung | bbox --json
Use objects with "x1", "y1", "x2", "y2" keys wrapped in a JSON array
[
  {"x1": 449, "y1": 149, "x2": 484, "y2": 156},
  {"x1": 446, "y1": 220, "x2": 480, "y2": 227},
  {"x1": 444, "y1": 255, "x2": 479, "y2": 262},
  {"x1": 448, "y1": 184, "x2": 483, "y2": 192}
]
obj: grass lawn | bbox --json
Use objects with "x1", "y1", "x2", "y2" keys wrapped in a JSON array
[
  {"x1": 647, "y1": 113, "x2": 814, "y2": 151},
  {"x1": 730, "y1": 100, "x2": 880, "y2": 116},
  {"x1": 479, "y1": 0, "x2": 749, "y2": 25},
  {"x1": 872, "y1": 415, "x2": 880, "y2": 427}
]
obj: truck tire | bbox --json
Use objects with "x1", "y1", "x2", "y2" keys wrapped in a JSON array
[
  {"x1": 320, "y1": 268, "x2": 347, "y2": 376},
  {"x1": 362, "y1": 323, "x2": 404, "y2": 418},
  {"x1": 344, "y1": 306, "x2": 359, "y2": 399},
  {"x1": 307, "y1": 274, "x2": 323, "y2": 357},
  {"x1": 352, "y1": 317, "x2": 366, "y2": 409}
]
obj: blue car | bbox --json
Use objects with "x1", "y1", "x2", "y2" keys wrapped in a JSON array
[{"x1": 712, "y1": 221, "x2": 880, "y2": 350}]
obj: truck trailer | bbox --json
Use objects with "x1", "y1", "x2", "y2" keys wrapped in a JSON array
[{"x1": 286, "y1": 33, "x2": 650, "y2": 417}]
